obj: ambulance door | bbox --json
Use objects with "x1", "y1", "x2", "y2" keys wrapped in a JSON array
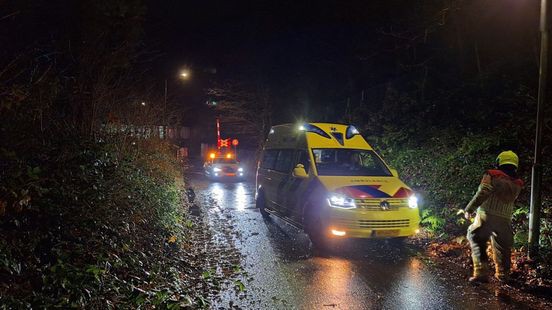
[
  {"x1": 257, "y1": 149, "x2": 278, "y2": 209},
  {"x1": 272, "y1": 149, "x2": 295, "y2": 215},
  {"x1": 284, "y1": 149, "x2": 313, "y2": 221}
]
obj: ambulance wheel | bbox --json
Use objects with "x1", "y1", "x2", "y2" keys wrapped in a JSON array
[
  {"x1": 256, "y1": 191, "x2": 269, "y2": 218},
  {"x1": 304, "y1": 206, "x2": 330, "y2": 251}
]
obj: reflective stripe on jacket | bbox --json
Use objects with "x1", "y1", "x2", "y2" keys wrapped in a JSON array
[{"x1": 465, "y1": 169, "x2": 523, "y2": 219}]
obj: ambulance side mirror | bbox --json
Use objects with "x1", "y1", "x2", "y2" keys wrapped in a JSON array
[
  {"x1": 390, "y1": 168, "x2": 399, "y2": 177},
  {"x1": 293, "y1": 164, "x2": 308, "y2": 178}
]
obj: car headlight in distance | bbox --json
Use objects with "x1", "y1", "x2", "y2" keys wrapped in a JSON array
[
  {"x1": 328, "y1": 193, "x2": 356, "y2": 209},
  {"x1": 213, "y1": 167, "x2": 222, "y2": 172},
  {"x1": 408, "y1": 195, "x2": 418, "y2": 209},
  {"x1": 238, "y1": 167, "x2": 244, "y2": 172}
]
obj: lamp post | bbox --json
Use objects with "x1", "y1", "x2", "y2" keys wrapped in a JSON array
[
  {"x1": 164, "y1": 79, "x2": 168, "y2": 126},
  {"x1": 163, "y1": 69, "x2": 191, "y2": 129},
  {"x1": 528, "y1": 0, "x2": 549, "y2": 260}
]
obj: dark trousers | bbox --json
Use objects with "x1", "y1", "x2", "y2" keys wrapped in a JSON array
[{"x1": 467, "y1": 212, "x2": 513, "y2": 275}]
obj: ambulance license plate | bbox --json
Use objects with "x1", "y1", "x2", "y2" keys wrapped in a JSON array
[{"x1": 376, "y1": 230, "x2": 399, "y2": 237}]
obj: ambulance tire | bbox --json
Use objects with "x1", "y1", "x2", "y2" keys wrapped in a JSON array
[
  {"x1": 256, "y1": 191, "x2": 270, "y2": 218},
  {"x1": 304, "y1": 206, "x2": 330, "y2": 251}
]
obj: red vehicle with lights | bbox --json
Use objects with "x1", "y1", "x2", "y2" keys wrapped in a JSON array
[{"x1": 203, "y1": 152, "x2": 245, "y2": 180}]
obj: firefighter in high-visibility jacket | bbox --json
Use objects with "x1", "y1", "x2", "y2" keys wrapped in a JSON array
[{"x1": 464, "y1": 151, "x2": 524, "y2": 283}]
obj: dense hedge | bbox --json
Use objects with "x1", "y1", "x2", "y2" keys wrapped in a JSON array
[{"x1": 0, "y1": 133, "x2": 197, "y2": 308}]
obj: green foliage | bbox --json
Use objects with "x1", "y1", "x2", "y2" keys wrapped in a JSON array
[
  {"x1": 202, "y1": 269, "x2": 214, "y2": 280},
  {"x1": 420, "y1": 209, "x2": 446, "y2": 232},
  {"x1": 0, "y1": 133, "x2": 204, "y2": 308},
  {"x1": 234, "y1": 279, "x2": 246, "y2": 292}
]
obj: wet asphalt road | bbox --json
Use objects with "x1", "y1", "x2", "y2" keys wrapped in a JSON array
[{"x1": 190, "y1": 173, "x2": 543, "y2": 310}]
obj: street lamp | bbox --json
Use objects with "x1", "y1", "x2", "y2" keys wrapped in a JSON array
[
  {"x1": 179, "y1": 69, "x2": 191, "y2": 79},
  {"x1": 164, "y1": 68, "x2": 192, "y2": 127},
  {"x1": 528, "y1": 0, "x2": 549, "y2": 260}
]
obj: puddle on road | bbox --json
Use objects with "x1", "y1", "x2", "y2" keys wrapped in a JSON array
[{"x1": 206, "y1": 182, "x2": 256, "y2": 212}]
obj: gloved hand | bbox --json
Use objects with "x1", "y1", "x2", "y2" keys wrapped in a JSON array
[{"x1": 457, "y1": 209, "x2": 473, "y2": 220}]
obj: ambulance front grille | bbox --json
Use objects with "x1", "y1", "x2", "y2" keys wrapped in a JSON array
[
  {"x1": 354, "y1": 198, "x2": 407, "y2": 211},
  {"x1": 358, "y1": 219, "x2": 410, "y2": 229}
]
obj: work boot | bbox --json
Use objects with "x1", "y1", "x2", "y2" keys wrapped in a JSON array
[
  {"x1": 495, "y1": 266, "x2": 510, "y2": 283},
  {"x1": 469, "y1": 261, "x2": 489, "y2": 283}
]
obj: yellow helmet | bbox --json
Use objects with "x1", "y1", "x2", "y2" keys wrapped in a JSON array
[{"x1": 496, "y1": 150, "x2": 519, "y2": 168}]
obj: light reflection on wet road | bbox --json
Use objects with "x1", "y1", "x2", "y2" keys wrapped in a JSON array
[{"x1": 191, "y1": 174, "x2": 532, "y2": 310}]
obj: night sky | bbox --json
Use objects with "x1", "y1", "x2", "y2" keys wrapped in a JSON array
[
  {"x1": 145, "y1": 0, "x2": 391, "y2": 124},
  {"x1": 0, "y1": 0, "x2": 540, "y2": 130},
  {"x1": 142, "y1": 0, "x2": 538, "y2": 126}
]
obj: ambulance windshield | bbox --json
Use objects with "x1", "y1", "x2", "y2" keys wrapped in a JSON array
[{"x1": 312, "y1": 149, "x2": 392, "y2": 176}]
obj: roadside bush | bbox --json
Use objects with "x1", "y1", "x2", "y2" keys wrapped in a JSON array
[{"x1": 0, "y1": 131, "x2": 194, "y2": 308}]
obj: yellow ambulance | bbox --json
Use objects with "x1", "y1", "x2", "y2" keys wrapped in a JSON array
[{"x1": 255, "y1": 123, "x2": 420, "y2": 246}]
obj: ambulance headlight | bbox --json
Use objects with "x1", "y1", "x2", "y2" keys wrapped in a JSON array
[
  {"x1": 328, "y1": 193, "x2": 356, "y2": 209},
  {"x1": 408, "y1": 195, "x2": 418, "y2": 209},
  {"x1": 213, "y1": 167, "x2": 222, "y2": 172},
  {"x1": 238, "y1": 167, "x2": 244, "y2": 172}
]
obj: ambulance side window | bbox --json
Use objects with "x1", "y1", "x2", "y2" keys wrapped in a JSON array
[
  {"x1": 274, "y1": 149, "x2": 294, "y2": 173},
  {"x1": 297, "y1": 150, "x2": 310, "y2": 173},
  {"x1": 260, "y1": 150, "x2": 278, "y2": 170}
]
